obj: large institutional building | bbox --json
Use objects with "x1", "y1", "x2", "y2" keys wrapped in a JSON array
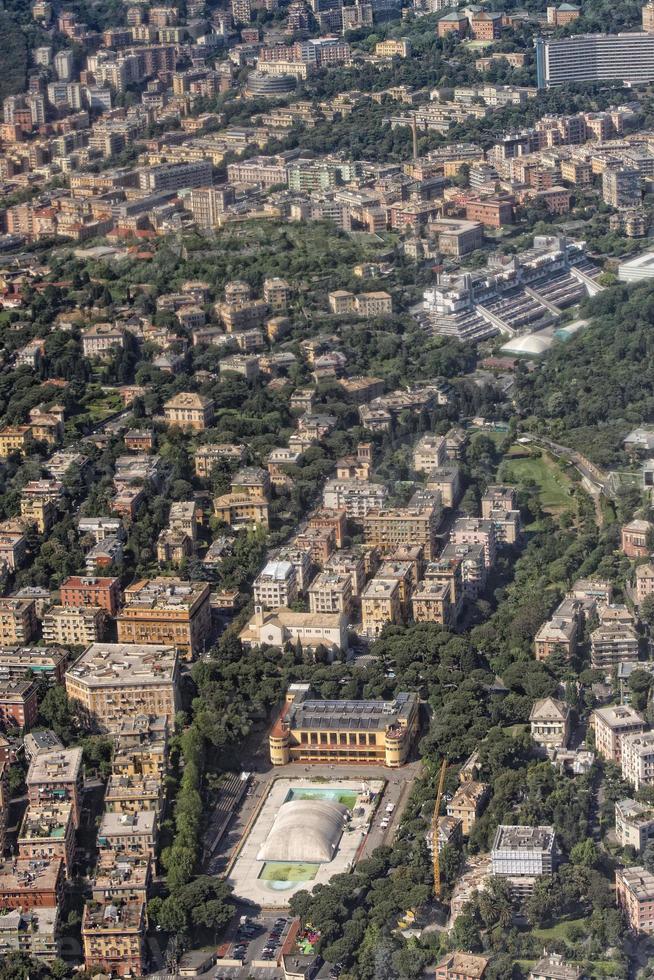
[
  {"x1": 269, "y1": 683, "x2": 419, "y2": 767},
  {"x1": 536, "y1": 33, "x2": 654, "y2": 88}
]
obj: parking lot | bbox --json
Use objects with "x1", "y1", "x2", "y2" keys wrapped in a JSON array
[{"x1": 216, "y1": 913, "x2": 295, "y2": 973}]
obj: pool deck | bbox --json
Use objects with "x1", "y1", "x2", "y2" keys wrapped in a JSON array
[{"x1": 226, "y1": 777, "x2": 384, "y2": 908}]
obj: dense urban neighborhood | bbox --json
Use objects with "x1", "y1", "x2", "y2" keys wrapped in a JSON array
[{"x1": 6, "y1": 0, "x2": 654, "y2": 975}]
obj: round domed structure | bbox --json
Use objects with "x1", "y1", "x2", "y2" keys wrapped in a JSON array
[
  {"x1": 246, "y1": 71, "x2": 297, "y2": 96},
  {"x1": 257, "y1": 800, "x2": 349, "y2": 863},
  {"x1": 501, "y1": 332, "x2": 551, "y2": 356}
]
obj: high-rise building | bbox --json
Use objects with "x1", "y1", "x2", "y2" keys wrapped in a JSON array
[{"x1": 536, "y1": 33, "x2": 654, "y2": 89}]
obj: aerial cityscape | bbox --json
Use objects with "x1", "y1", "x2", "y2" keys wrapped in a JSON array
[{"x1": 4, "y1": 0, "x2": 654, "y2": 975}]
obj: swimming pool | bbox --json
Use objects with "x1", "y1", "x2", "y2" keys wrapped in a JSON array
[{"x1": 284, "y1": 787, "x2": 358, "y2": 809}]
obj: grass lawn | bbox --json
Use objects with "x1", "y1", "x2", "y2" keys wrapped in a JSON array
[
  {"x1": 531, "y1": 916, "x2": 586, "y2": 940},
  {"x1": 259, "y1": 862, "x2": 319, "y2": 882},
  {"x1": 502, "y1": 448, "x2": 573, "y2": 515}
]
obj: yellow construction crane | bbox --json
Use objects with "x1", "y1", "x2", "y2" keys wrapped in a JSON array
[{"x1": 432, "y1": 758, "x2": 448, "y2": 899}]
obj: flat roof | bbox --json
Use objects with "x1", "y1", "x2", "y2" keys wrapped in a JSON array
[
  {"x1": 66, "y1": 643, "x2": 178, "y2": 688},
  {"x1": 27, "y1": 747, "x2": 83, "y2": 786},
  {"x1": 492, "y1": 824, "x2": 555, "y2": 852}
]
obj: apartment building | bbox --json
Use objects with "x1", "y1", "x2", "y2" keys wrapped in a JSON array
[
  {"x1": 194, "y1": 443, "x2": 245, "y2": 479},
  {"x1": 528, "y1": 953, "x2": 582, "y2": 980},
  {"x1": 636, "y1": 563, "x2": 654, "y2": 604},
  {"x1": 413, "y1": 434, "x2": 447, "y2": 473},
  {"x1": 322, "y1": 478, "x2": 388, "y2": 520},
  {"x1": 65, "y1": 643, "x2": 181, "y2": 732},
  {"x1": 308, "y1": 571, "x2": 353, "y2": 616},
  {"x1": 0, "y1": 425, "x2": 32, "y2": 458},
  {"x1": 0, "y1": 857, "x2": 65, "y2": 911},
  {"x1": 324, "y1": 549, "x2": 368, "y2": 598},
  {"x1": 491, "y1": 824, "x2": 556, "y2": 896},
  {"x1": 82, "y1": 899, "x2": 146, "y2": 977},
  {"x1": 26, "y1": 747, "x2": 83, "y2": 827},
  {"x1": 42, "y1": 606, "x2": 106, "y2": 647},
  {"x1": 0, "y1": 906, "x2": 60, "y2": 962},
  {"x1": 592, "y1": 704, "x2": 646, "y2": 764},
  {"x1": 622, "y1": 731, "x2": 654, "y2": 790},
  {"x1": 603, "y1": 166, "x2": 642, "y2": 208},
  {"x1": 253, "y1": 560, "x2": 298, "y2": 610},
  {"x1": 117, "y1": 578, "x2": 211, "y2": 658},
  {"x1": 98, "y1": 810, "x2": 157, "y2": 859},
  {"x1": 293, "y1": 526, "x2": 336, "y2": 567},
  {"x1": 363, "y1": 506, "x2": 440, "y2": 560},
  {"x1": 591, "y1": 620, "x2": 639, "y2": 669},
  {"x1": 168, "y1": 501, "x2": 199, "y2": 541},
  {"x1": 18, "y1": 803, "x2": 75, "y2": 875},
  {"x1": 534, "y1": 599, "x2": 581, "y2": 661},
  {"x1": 104, "y1": 775, "x2": 163, "y2": 815},
  {"x1": 615, "y1": 798, "x2": 654, "y2": 851},
  {"x1": 163, "y1": 392, "x2": 214, "y2": 431},
  {"x1": 411, "y1": 580, "x2": 453, "y2": 626},
  {"x1": 214, "y1": 492, "x2": 270, "y2": 530},
  {"x1": 361, "y1": 576, "x2": 403, "y2": 636},
  {"x1": 0, "y1": 680, "x2": 39, "y2": 730},
  {"x1": 308, "y1": 509, "x2": 348, "y2": 549},
  {"x1": 616, "y1": 866, "x2": 654, "y2": 934},
  {"x1": 446, "y1": 781, "x2": 489, "y2": 835},
  {"x1": 0, "y1": 647, "x2": 67, "y2": 686},
  {"x1": 425, "y1": 464, "x2": 461, "y2": 508},
  {"x1": 450, "y1": 518, "x2": 496, "y2": 568},
  {"x1": 529, "y1": 697, "x2": 571, "y2": 750},
  {"x1": 269, "y1": 684, "x2": 419, "y2": 767},
  {"x1": 59, "y1": 576, "x2": 122, "y2": 616}
]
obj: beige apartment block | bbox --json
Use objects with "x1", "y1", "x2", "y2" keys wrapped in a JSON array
[
  {"x1": 592, "y1": 704, "x2": 646, "y2": 764},
  {"x1": 116, "y1": 578, "x2": 211, "y2": 658},
  {"x1": 65, "y1": 643, "x2": 181, "y2": 732}
]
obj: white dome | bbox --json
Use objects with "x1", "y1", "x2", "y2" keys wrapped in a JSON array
[
  {"x1": 501, "y1": 333, "x2": 551, "y2": 355},
  {"x1": 257, "y1": 800, "x2": 349, "y2": 863}
]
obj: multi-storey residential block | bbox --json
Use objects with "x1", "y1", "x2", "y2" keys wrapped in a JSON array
[
  {"x1": 213, "y1": 492, "x2": 270, "y2": 530},
  {"x1": 364, "y1": 505, "x2": 440, "y2": 560},
  {"x1": 308, "y1": 509, "x2": 348, "y2": 548},
  {"x1": 0, "y1": 647, "x2": 67, "y2": 686},
  {"x1": 269, "y1": 684, "x2": 418, "y2": 767},
  {"x1": 0, "y1": 857, "x2": 64, "y2": 911},
  {"x1": 60, "y1": 576, "x2": 122, "y2": 616},
  {"x1": 616, "y1": 798, "x2": 654, "y2": 851},
  {"x1": 65, "y1": 643, "x2": 180, "y2": 732},
  {"x1": 27, "y1": 747, "x2": 83, "y2": 827},
  {"x1": 18, "y1": 802, "x2": 75, "y2": 875},
  {"x1": 0, "y1": 425, "x2": 32, "y2": 458},
  {"x1": 163, "y1": 392, "x2": 214, "y2": 431},
  {"x1": 592, "y1": 705, "x2": 646, "y2": 764},
  {"x1": 616, "y1": 866, "x2": 654, "y2": 934},
  {"x1": 622, "y1": 731, "x2": 654, "y2": 790},
  {"x1": 622, "y1": 518, "x2": 652, "y2": 557},
  {"x1": 425, "y1": 464, "x2": 461, "y2": 508},
  {"x1": 529, "y1": 697, "x2": 571, "y2": 750},
  {"x1": 528, "y1": 953, "x2": 582, "y2": 980},
  {"x1": 116, "y1": 578, "x2": 211, "y2": 658},
  {"x1": 104, "y1": 775, "x2": 163, "y2": 815},
  {"x1": 273, "y1": 545, "x2": 314, "y2": 592},
  {"x1": 447, "y1": 781, "x2": 489, "y2": 835},
  {"x1": 42, "y1": 606, "x2": 107, "y2": 647},
  {"x1": 0, "y1": 679, "x2": 39, "y2": 730},
  {"x1": 253, "y1": 560, "x2": 298, "y2": 610},
  {"x1": 491, "y1": 825, "x2": 556, "y2": 896},
  {"x1": 194, "y1": 443, "x2": 245, "y2": 479},
  {"x1": 98, "y1": 810, "x2": 157, "y2": 859},
  {"x1": 450, "y1": 518, "x2": 496, "y2": 568},
  {"x1": 293, "y1": 526, "x2": 336, "y2": 567},
  {"x1": 322, "y1": 479, "x2": 388, "y2": 521},
  {"x1": 413, "y1": 434, "x2": 447, "y2": 473},
  {"x1": 361, "y1": 576, "x2": 403, "y2": 636},
  {"x1": 636, "y1": 563, "x2": 654, "y2": 604},
  {"x1": 411, "y1": 580, "x2": 454, "y2": 626},
  {"x1": 82, "y1": 898, "x2": 146, "y2": 977},
  {"x1": 308, "y1": 570, "x2": 353, "y2": 616},
  {"x1": 591, "y1": 620, "x2": 639, "y2": 669},
  {"x1": 0, "y1": 906, "x2": 60, "y2": 962},
  {"x1": 534, "y1": 598, "x2": 582, "y2": 660}
]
